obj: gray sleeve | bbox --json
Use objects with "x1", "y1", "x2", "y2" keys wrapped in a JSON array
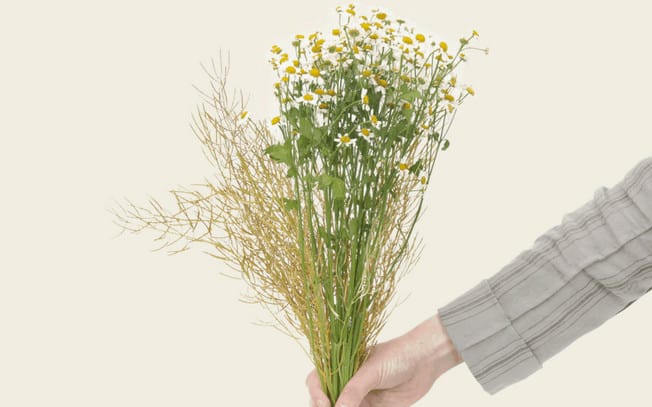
[{"x1": 437, "y1": 156, "x2": 652, "y2": 395}]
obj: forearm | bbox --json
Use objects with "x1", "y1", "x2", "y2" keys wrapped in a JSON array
[{"x1": 437, "y1": 156, "x2": 652, "y2": 394}]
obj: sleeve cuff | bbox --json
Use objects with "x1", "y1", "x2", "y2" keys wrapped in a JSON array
[{"x1": 438, "y1": 279, "x2": 543, "y2": 395}]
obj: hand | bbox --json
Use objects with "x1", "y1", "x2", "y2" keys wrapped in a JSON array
[{"x1": 306, "y1": 313, "x2": 463, "y2": 407}]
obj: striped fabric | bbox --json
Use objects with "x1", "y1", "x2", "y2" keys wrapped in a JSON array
[{"x1": 437, "y1": 156, "x2": 652, "y2": 395}]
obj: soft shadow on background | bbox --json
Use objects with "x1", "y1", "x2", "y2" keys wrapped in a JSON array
[{"x1": 1, "y1": 1, "x2": 650, "y2": 406}]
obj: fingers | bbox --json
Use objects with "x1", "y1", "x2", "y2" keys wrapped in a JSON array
[
  {"x1": 334, "y1": 364, "x2": 379, "y2": 407},
  {"x1": 306, "y1": 369, "x2": 332, "y2": 407}
]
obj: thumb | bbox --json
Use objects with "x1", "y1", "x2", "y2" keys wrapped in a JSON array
[{"x1": 335, "y1": 364, "x2": 379, "y2": 407}]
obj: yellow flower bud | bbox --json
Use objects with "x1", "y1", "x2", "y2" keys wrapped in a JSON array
[{"x1": 271, "y1": 116, "x2": 281, "y2": 125}]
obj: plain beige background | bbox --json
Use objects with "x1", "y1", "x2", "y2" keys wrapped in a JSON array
[{"x1": 1, "y1": 0, "x2": 651, "y2": 405}]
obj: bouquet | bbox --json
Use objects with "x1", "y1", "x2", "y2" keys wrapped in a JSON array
[{"x1": 110, "y1": 3, "x2": 486, "y2": 404}]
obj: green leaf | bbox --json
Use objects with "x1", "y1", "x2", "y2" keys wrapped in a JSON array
[
  {"x1": 264, "y1": 142, "x2": 293, "y2": 166},
  {"x1": 316, "y1": 173, "x2": 346, "y2": 200},
  {"x1": 283, "y1": 198, "x2": 299, "y2": 211},
  {"x1": 408, "y1": 159, "x2": 423, "y2": 175},
  {"x1": 442, "y1": 139, "x2": 450, "y2": 151},
  {"x1": 297, "y1": 133, "x2": 312, "y2": 160},
  {"x1": 286, "y1": 166, "x2": 298, "y2": 178},
  {"x1": 299, "y1": 117, "x2": 314, "y2": 141},
  {"x1": 401, "y1": 90, "x2": 421, "y2": 102},
  {"x1": 316, "y1": 174, "x2": 333, "y2": 189},
  {"x1": 331, "y1": 177, "x2": 345, "y2": 200}
]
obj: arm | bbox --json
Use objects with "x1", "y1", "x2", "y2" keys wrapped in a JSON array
[{"x1": 437, "y1": 156, "x2": 652, "y2": 395}]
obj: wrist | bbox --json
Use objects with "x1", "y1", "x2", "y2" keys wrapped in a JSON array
[{"x1": 404, "y1": 313, "x2": 463, "y2": 375}]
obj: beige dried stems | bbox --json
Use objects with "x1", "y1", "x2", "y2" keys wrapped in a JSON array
[{"x1": 108, "y1": 54, "x2": 427, "y2": 392}]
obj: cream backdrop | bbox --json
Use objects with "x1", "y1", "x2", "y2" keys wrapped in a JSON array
[{"x1": 1, "y1": 0, "x2": 650, "y2": 406}]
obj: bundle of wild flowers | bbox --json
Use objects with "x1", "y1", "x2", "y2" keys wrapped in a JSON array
[{"x1": 110, "y1": 3, "x2": 486, "y2": 405}]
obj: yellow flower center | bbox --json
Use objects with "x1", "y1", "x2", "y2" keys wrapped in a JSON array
[
  {"x1": 402, "y1": 36, "x2": 413, "y2": 45},
  {"x1": 376, "y1": 12, "x2": 387, "y2": 20},
  {"x1": 271, "y1": 116, "x2": 281, "y2": 125},
  {"x1": 285, "y1": 66, "x2": 296, "y2": 74},
  {"x1": 360, "y1": 128, "x2": 370, "y2": 136},
  {"x1": 415, "y1": 33, "x2": 426, "y2": 43},
  {"x1": 340, "y1": 134, "x2": 351, "y2": 143},
  {"x1": 399, "y1": 163, "x2": 408, "y2": 171},
  {"x1": 303, "y1": 94, "x2": 315, "y2": 101},
  {"x1": 439, "y1": 41, "x2": 448, "y2": 52},
  {"x1": 310, "y1": 68, "x2": 320, "y2": 77}
]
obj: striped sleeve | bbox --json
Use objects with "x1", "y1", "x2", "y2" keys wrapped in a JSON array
[{"x1": 437, "y1": 156, "x2": 652, "y2": 395}]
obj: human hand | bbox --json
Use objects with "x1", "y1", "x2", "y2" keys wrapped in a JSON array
[{"x1": 306, "y1": 313, "x2": 463, "y2": 407}]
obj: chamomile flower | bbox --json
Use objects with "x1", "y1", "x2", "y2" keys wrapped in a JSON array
[
  {"x1": 335, "y1": 133, "x2": 357, "y2": 147},
  {"x1": 369, "y1": 114, "x2": 386, "y2": 129},
  {"x1": 360, "y1": 88, "x2": 371, "y2": 111},
  {"x1": 358, "y1": 126, "x2": 375, "y2": 142},
  {"x1": 300, "y1": 92, "x2": 319, "y2": 106}
]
